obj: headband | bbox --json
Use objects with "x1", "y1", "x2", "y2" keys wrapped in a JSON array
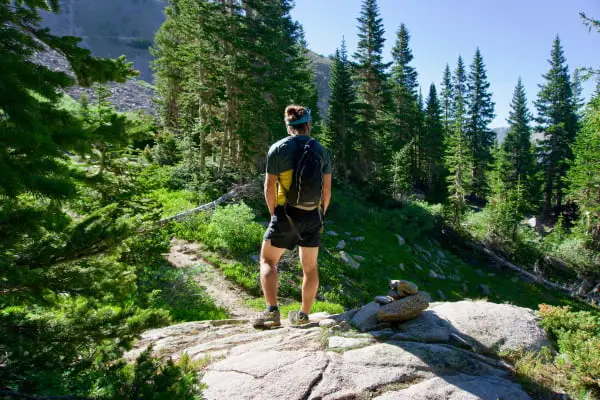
[{"x1": 286, "y1": 108, "x2": 312, "y2": 126}]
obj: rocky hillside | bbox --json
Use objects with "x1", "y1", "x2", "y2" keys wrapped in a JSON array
[
  {"x1": 127, "y1": 300, "x2": 549, "y2": 399},
  {"x1": 32, "y1": 45, "x2": 156, "y2": 114},
  {"x1": 40, "y1": 1, "x2": 333, "y2": 117}
]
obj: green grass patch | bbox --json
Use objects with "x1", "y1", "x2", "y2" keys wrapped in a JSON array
[{"x1": 245, "y1": 298, "x2": 344, "y2": 315}]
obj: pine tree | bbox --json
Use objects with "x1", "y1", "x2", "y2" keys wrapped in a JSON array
[
  {"x1": 466, "y1": 48, "x2": 495, "y2": 199},
  {"x1": 0, "y1": 1, "x2": 175, "y2": 394},
  {"x1": 445, "y1": 56, "x2": 471, "y2": 223},
  {"x1": 389, "y1": 23, "x2": 423, "y2": 187},
  {"x1": 352, "y1": 0, "x2": 390, "y2": 181},
  {"x1": 566, "y1": 90, "x2": 600, "y2": 249},
  {"x1": 326, "y1": 38, "x2": 357, "y2": 180},
  {"x1": 423, "y1": 83, "x2": 446, "y2": 198},
  {"x1": 535, "y1": 35, "x2": 579, "y2": 218},
  {"x1": 501, "y1": 78, "x2": 536, "y2": 207},
  {"x1": 571, "y1": 69, "x2": 585, "y2": 119},
  {"x1": 353, "y1": 0, "x2": 390, "y2": 114},
  {"x1": 440, "y1": 64, "x2": 454, "y2": 137}
]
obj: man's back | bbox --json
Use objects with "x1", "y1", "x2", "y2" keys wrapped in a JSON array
[{"x1": 266, "y1": 135, "x2": 331, "y2": 207}]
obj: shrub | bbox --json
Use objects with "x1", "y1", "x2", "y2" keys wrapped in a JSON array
[
  {"x1": 538, "y1": 304, "x2": 600, "y2": 395},
  {"x1": 202, "y1": 203, "x2": 264, "y2": 257},
  {"x1": 148, "y1": 188, "x2": 202, "y2": 218}
]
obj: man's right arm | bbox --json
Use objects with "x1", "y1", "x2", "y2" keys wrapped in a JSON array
[{"x1": 264, "y1": 173, "x2": 278, "y2": 216}]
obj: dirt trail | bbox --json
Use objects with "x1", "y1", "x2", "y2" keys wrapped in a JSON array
[{"x1": 167, "y1": 239, "x2": 256, "y2": 319}]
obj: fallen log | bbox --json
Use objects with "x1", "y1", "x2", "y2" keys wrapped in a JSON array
[
  {"x1": 155, "y1": 182, "x2": 256, "y2": 226},
  {"x1": 468, "y1": 241, "x2": 598, "y2": 306}
]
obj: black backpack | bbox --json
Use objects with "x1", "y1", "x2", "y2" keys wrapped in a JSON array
[{"x1": 286, "y1": 138, "x2": 323, "y2": 209}]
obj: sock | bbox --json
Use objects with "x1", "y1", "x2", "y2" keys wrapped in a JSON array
[{"x1": 267, "y1": 305, "x2": 279, "y2": 312}]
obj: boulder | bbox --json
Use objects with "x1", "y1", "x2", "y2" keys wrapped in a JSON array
[
  {"x1": 351, "y1": 236, "x2": 365, "y2": 241},
  {"x1": 336, "y1": 240, "x2": 346, "y2": 250},
  {"x1": 325, "y1": 230, "x2": 338, "y2": 236},
  {"x1": 390, "y1": 279, "x2": 419, "y2": 296},
  {"x1": 377, "y1": 292, "x2": 429, "y2": 322},
  {"x1": 396, "y1": 234, "x2": 406, "y2": 246},
  {"x1": 429, "y1": 270, "x2": 446, "y2": 280},
  {"x1": 374, "y1": 295, "x2": 394, "y2": 305},
  {"x1": 431, "y1": 301, "x2": 551, "y2": 354},
  {"x1": 437, "y1": 289, "x2": 446, "y2": 300},
  {"x1": 351, "y1": 301, "x2": 381, "y2": 332},
  {"x1": 353, "y1": 255, "x2": 365, "y2": 262},
  {"x1": 339, "y1": 251, "x2": 360, "y2": 269},
  {"x1": 398, "y1": 262, "x2": 405, "y2": 271},
  {"x1": 127, "y1": 300, "x2": 548, "y2": 399},
  {"x1": 318, "y1": 318, "x2": 337, "y2": 328}
]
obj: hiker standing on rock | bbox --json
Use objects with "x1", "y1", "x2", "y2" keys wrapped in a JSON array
[{"x1": 252, "y1": 105, "x2": 332, "y2": 329}]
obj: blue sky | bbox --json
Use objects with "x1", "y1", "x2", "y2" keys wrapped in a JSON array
[{"x1": 291, "y1": 0, "x2": 600, "y2": 128}]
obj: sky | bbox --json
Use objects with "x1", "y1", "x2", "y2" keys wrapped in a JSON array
[{"x1": 290, "y1": 0, "x2": 600, "y2": 128}]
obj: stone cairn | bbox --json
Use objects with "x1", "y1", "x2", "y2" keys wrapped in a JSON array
[{"x1": 374, "y1": 280, "x2": 429, "y2": 322}]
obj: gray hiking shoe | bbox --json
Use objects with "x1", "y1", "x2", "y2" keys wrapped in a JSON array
[
  {"x1": 252, "y1": 310, "x2": 281, "y2": 329},
  {"x1": 288, "y1": 310, "x2": 310, "y2": 326}
]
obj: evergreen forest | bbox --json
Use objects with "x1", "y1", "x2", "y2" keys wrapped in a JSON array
[{"x1": 1, "y1": 0, "x2": 599, "y2": 398}]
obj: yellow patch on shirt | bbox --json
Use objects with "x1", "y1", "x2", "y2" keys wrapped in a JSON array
[{"x1": 276, "y1": 169, "x2": 293, "y2": 206}]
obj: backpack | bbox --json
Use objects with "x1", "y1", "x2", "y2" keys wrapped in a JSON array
[{"x1": 286, "y1": 138, "x2": 323, "y2": 209}]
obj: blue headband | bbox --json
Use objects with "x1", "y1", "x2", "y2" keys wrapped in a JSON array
[{"x1": 286, "y1": 108, "x2": 312, "y2": 126}]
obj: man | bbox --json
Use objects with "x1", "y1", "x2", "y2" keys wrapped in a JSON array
[{"x1": 252, "y1": 105, "x2": 332, "y2": 328}]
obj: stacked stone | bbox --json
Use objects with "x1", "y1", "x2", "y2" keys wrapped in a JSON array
[{"x1": 374, "y1": 280, "x2": 429, "y2": 322}]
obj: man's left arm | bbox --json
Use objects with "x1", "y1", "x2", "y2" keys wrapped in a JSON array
[
  {"x1": 322, "y1": 148, "x2": 333, "y2": 215},
  {"x1": 264, "y1": 173, "x2": 278, "y2": 216},
  {"x1": 322, "y1": 173, "x2": 332, "y2": 214}
]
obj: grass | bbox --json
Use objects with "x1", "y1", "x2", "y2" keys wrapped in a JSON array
[{"x1": 245, "y1": 298, "x2": 345, "y2": 315}]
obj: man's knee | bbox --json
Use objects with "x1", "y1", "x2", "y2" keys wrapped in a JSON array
[
  {"x1": 260, "y1": 257, "x2": 278, "y2": 276},
  {"x1": 301, "y1": 262, "x2": 318, "y2": 275}
]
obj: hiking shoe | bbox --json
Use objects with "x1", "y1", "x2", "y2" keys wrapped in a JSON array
[
  {"x1": 288, "y1": 310, "x2": 310, "y2": 326},
  {"x1": 252, "y1": 310, "x2": 281, "y2": 329}
]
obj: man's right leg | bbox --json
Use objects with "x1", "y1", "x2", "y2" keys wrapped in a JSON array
[{"x1": 259, "y1": 239, "x2": 286, "y2": 307}]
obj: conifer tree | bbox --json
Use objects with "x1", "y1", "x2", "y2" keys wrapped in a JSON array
[
  {"x1": 501, "y1": 78, "x2": 536, "y2": 205},
  {"x1": 566, "y1": 89, "x2": 600, "y2": 249},
  {"x1": 440, "y1": 64, "x2": 454, "y2": 137},
  {"x1": 354, "y1": 0, "x2": 390, "y2": 114},
  {"x1": 0, "y1": 1, "x2": 181, "y2": 395},
  {"x1": 466, "y1": 48, "x2": 495, "y2": 199},
  {"x1": 326, "y1": 39, "x2": 357, "y2": 179},
  {"x1": 389, "y1": 23, "x2": 423, "y2": 186},
  {"x1": 445, "y1": 56, "x2": 471, "y2": 223},
  {"x1": 352, "y1": 0, "x2": 390, "y2": 180},
  {"x1": 571, "y1": 69, "x2": 585, "y2": 119},
  {"x1": 535, "y1": 35, "x2": 579, "y2": 218},
  {"x1": 423, "y1": 83, "x2": 446, "y2": 197}
]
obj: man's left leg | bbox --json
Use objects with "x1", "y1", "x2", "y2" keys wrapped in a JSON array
[{"x1": 299, "y1": 245, "x2": 319, "y2": 315}]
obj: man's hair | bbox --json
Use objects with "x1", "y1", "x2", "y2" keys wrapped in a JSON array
[{"x1": 284, "y1": 104, "x2": 311, "y2": 134}]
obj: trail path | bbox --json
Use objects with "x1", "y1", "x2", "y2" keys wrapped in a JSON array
[{"x1": 167, "y1": 239, "x2": 256, "y2": 320}]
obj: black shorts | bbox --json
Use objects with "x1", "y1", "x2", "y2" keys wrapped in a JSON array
[{"x1": 264, "y1": 205, "x2": 322, "y2": 250}]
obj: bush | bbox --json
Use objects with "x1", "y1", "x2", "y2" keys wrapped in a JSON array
[
  {"x1": 148, "y1": 188, "x2": 203, "y2": 218},
  {"x1": 538, "y1": 304, "x2": 600, "y2": 396},
  {"x1": 202, "y1": 203, "x2": 264, "y2": 257},
  {"x1": 546, "y1": 237, "x2": 600, "y2": 278}
]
